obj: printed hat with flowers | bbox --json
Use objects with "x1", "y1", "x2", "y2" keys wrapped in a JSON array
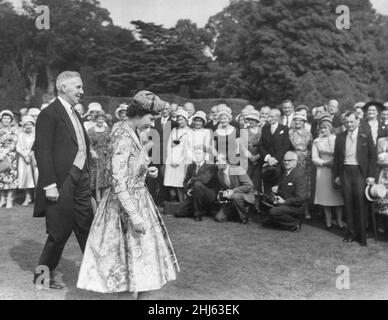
[
  {"x1": 192, "y1": 111, "x2": 207, "y2": 125},
  {"x1": 133, "y1": 90, "x2": 164, "y2": 114}
]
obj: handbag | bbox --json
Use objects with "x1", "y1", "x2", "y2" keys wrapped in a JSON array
[{"x1": 0, "y1": 158, "x2": 11, "y2": 173}]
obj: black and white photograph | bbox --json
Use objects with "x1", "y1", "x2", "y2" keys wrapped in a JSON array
[{"x1": 1, "y1": 0, "x2": 388, "y2": 302}]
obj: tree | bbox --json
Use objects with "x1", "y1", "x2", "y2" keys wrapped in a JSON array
[{"x1": 207, "y1": 0, "x2": 388, "y2": 106}]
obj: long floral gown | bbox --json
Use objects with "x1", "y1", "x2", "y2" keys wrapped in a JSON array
[
  {"x1": 77, "y1": 122, "x2": 179, "y2": 293},
  {"x1": 87, "y1": 126, "x2": 112, "y2": 190},
  {"x1": 0, "y1": 124, "x2": 18, "y2": 190}
]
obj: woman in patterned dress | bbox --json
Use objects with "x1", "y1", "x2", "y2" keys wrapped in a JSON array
[
  {"x1": 289, "y1": 111, "x2": 312, "y2": 219},
  {"x1": 376, "y1": 136, "x2": 388, "y2": 237},
  {"x1": 77, "y1": 91, "x2": 179, "y2": 299},
  {"x1": 87, "y1": 110, "x2": 111, "y2": 202},
  {"x1": 0, "y1": 110, "x2": 18, "y2": 209}
]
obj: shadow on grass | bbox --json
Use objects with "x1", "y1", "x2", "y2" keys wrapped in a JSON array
[{"x1": 8, "y1": 239, "x2": 115, "y2": 300}]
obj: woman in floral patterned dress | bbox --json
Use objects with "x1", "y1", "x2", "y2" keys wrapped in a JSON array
[
  {"x1": 289, "y1": 111, "x2": 312, "y2": 219},
  {"x1": 77, "y1": 91, "x2": 179, "y2": 298},
  {"x1": 0, "y1": 110, "x2": 18, "y2": 209},
  {"x1": 87, "y1": 110, "x2": 111, "y2": 201}
]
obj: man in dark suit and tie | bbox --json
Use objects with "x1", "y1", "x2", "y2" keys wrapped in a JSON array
[
  {"x1": 175, "y1": 146, "x2": 219, "y2": 221},
  {"x1": 258, "y1": 108, "x2": 292, "y2": 191},
  {"x1": 262, "y1": 151, "x2": 308, "y2": 232},
  {"x1": 214, "y1": 154, "x2": 255, "y2": 224},
  {"x1": 33, "y1": 71, "x2": 94, "y2": 289},
  {"x1": 333, "y1": 111, "x2": 376, "y2": 246}
]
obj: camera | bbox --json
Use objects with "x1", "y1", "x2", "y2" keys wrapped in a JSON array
[
  {"x1": 217, "y1": 190, "x2": 231, "y2": 204},
  {"x1": 172, "y1": 139, "x2": 181, "y2": 146}
]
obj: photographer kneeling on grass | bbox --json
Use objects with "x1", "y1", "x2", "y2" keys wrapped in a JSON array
[
  {"x1": 214, "y1": 154, "x2": 255, "y2": 224},
  {"x1": 261, "y1": 151, "x2": 308, "y2": 232}
]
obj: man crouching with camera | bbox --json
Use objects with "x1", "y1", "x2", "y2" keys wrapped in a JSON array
[
  {"x1": 214, "y1": 154, "x2": 255, "y2": 224},
  {"x1": 175, "y1": 146, "x2": 219, "y2": 221},
  {"x1": 261, "y1": 151, "x2": 308, "y2": 232}
]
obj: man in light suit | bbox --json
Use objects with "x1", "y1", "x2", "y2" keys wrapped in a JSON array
[
  {"x1": 333, "y1": 111, "x2": 376, "y2": 246},
  {"x1": 33, "y1": 71, "x2": 93, "y2": 289},
  {"x1": 214, "y1": 154, "x2": 255, "y2": 224},
  {"x1": 280, "y1": 99, "x2": 295, "y2": 128},
  {"x1": 175, "y1": 146, "x2": 219, "y2": 221}
]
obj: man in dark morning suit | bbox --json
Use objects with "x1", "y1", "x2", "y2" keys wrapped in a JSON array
[
  {"x1": 148, "y1": 102, "x2": 178, "y2": 205},
  {"x1": 33, "y1": 71, "x2": 94, "y2": 289},
  {"x1": 333, "y1": 111, "x2": 376, "y2": 246},
  {"x1": 175, "y1": 147, "x2": 219, "y2": 221},
  {"x1": 258, "y1": 108, "x2": 292, "y2": 192},
  {"x1": 262, "y1": 151, "x2": 308, "y2": 232},
  {"x1": 214, "y1": 154, "x2": 255, "y2": 224}
]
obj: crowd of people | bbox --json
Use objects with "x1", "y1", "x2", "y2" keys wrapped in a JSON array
[{"x1": 2, "y1": 94, "x2": 388, "y2": 247}]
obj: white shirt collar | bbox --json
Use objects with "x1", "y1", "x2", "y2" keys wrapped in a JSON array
[
  {"x1": 57, "y1": 96, "x2": 73, "y2": 113},
  {"x1": 271, "y1": 123, "x2": 278, "y2": 129},
  {"x1": 348, "y1": 127, "x2": 359, "y2": 138},
  {"x1": 196, "y1": 161, "x2": 205, "y2": 167}
]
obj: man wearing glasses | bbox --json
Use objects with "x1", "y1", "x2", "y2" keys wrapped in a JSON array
[{"x1": 262, "y1": 151, "x2": 308, "y2": 232}]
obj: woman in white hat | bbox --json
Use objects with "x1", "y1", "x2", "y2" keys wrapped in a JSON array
[
  {"x1": 214, "y1": 106, "x2": 240, "y2": 165},
  {"x1": 112, "y1": 103, "x2": 129, "y2": 133},
  {"x1": 289, "y1": 111, "x2": 313, "y2": 219},
  {"x1": 27, "y1": 108, "x2": 40, "y2": 123},
  {"x1": 83, "y1": 102, "x2": 104, "y2": 131},
  {"x1": 87, "y1": 110, "x2": 111, "y2": 202},
  {"x1": 0, "y1": 110, "x2": 18, "y2": 209},
  {"x1": 244, "y1": 110, "x2": 262, "y2": 193},
  {"x1": 164, "y1": 109, "x2": 193, "y2": 202},
  {"x1": 191, "y1": 111, "x2": 212, "y2": 160},
  {"x1": 16, "y1": 115, "x2": 38, "y2": 206}
]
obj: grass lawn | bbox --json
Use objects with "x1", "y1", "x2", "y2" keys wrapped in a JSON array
[{"x1": 1, "y1": 204, "x2": 388, "y2": 300}]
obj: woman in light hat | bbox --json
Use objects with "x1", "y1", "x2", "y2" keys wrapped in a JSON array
[
  {"x1": 112, "y1": 103, "x2": 129, "y2": 132},
  {"x1": 243, "y1": 110, "x2": 262, "y2": 193},
  {"x1": 312, "y1": 118, "x2": 344, "y2": 229},
  {"x1": 78, "y1": 90, "x2": 179, "y2": 298},
  {"x1": 214, "y1": 106, "x2": 240, "y2": 165},
  {"x1": 27, "y1": 108, "x2": 40, "y2": 123},
  {"x1": 0, "y1": 110, "x2": 18, "y2": 209},
  {"x1": 164, "y1": 109, "x2": 193, "y2": 202},
  {"x1": 191, "y1": 111, "x2": 212, "y2": 160},
  {"x1": 87, "y1": 110, "x2": 112, "y2": 201},
  {"x1": 289, "y1": 111, "x2": 313, "y2": 219},
  {"x1": 83, "y1": 102, "x2": 104, "y2": 131},
  {"x1": 16, "y1": 115, "x2": 38, "y2": 206}
]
